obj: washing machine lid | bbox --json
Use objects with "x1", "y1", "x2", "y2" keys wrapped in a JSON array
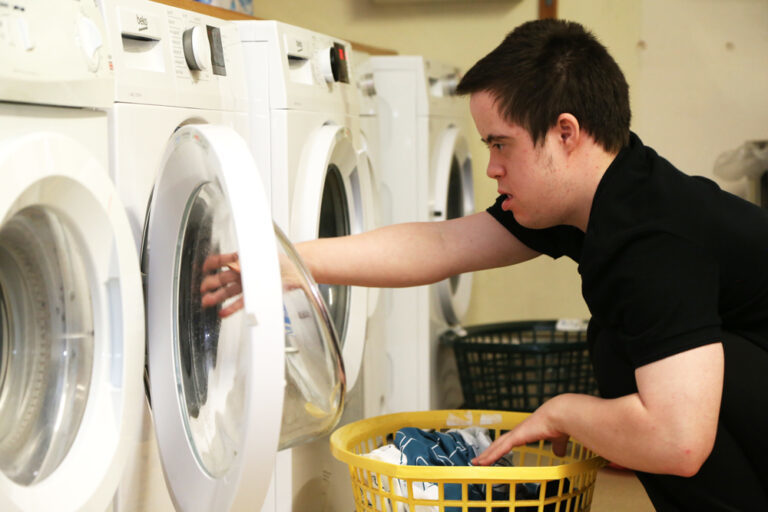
[
  {"x1": 432, "y1": 126, "x2": 474, "y2": 325},
  {"x1": 143, "y1": 124, "x2": 285, "y2": 512},
  {"x1": 291, "y1": 124, "x2": 368, "y2": 391},
  {"x1": 0, "y1": 133, "x2": 144, "y2": 511}
]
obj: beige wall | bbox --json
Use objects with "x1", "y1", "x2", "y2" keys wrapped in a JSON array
[{"x1": 247, "y1": 0, "x2": 767, "y2": 326}]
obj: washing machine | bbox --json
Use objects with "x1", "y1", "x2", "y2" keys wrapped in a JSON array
[
  {"x1": 367, "y1": 56, "x2": 475, "y2": 413},
  {"x1": 350, "y1": 48, "x2": 393, "y2": 422},
  {"x1": 0, "y1": 2, "x2": 144, "y2": 511},
  {"x1": 237, "y1": 21, "x2": 372, "y2": 512},
  {"x1": 103, "y1": 2, "x2": 345, "y2": 511}
]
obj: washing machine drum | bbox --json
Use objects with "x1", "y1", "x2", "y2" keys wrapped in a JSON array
[{"x1": 0, "y1": 132, "x2": 144, "y2": 511}]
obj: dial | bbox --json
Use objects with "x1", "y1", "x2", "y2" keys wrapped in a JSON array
[{"x1": 182, "y1": 25, "x2": 210, "y2": 72}]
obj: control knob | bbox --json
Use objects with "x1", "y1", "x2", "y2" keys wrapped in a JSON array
[{"x1": 182, "y1": 25, "x2": 210, "y2": 72}]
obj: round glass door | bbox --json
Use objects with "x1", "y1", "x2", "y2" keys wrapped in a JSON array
[
  {"x1": 276, "y1": 225, "x2": 345, "y2": 449},
  {"x1": 0, "y1": 131, "x2": 144, "y2": 512},
  {"x1": 432, "y1": 126, "x2": 474, "y2": 325},
  {"x1": 174, "y1": 180, "x2": 243, "y2": 478},
  {"x1": 144, "y1": 124, "x2": 285, "y2": 512}
]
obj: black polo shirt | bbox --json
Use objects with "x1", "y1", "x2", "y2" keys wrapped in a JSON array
[{"x1": 487, "y1": 132, "x2": 768, "y2": 510}]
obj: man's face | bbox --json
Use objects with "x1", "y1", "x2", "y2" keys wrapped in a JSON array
[{"x1": 469, "y1": 90, "x2": 570, "y2": 229}]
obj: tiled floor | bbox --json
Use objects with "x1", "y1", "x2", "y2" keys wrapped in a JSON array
[{"x1": 591, "y1": 467, "x2": 655, "y2": 511}]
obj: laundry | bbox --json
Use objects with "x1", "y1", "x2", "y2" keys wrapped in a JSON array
[{"x1": 363, "y1": 427, "x2": 572, "y2": 512}]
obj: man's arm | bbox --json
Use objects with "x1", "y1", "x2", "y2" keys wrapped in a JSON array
[
  {"x1": 473, "y1": 342, "x2": 724, "y2": 476},
  {"x1": 297, "y1": 211, "x2": 540, "y2": 287}
]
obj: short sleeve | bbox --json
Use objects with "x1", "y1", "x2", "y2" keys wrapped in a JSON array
[{"x1": 486, "y1": 195, "x2": 584, "y2": 261}]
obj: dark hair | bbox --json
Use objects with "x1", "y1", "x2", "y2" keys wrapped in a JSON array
[{"x1": 456, "y1": 19, "x2": 630, "y2": 153}]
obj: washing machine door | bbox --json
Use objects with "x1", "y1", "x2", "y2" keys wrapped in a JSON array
[
  {"x1": 431, "y1": 126, "x2": 474, "y2": 325},
  {"x1": 291, "y1": 124, "x2": 368, "y2": 390},
  {"x1": 0, "y1": 133, "x2": 144, "y2": 511},
  {"x1": 143, "y1": 125, "x2": 285, "y2": 512},
  {"x1": 357, "y1": 138, "x2": 382, "y2": 318}
]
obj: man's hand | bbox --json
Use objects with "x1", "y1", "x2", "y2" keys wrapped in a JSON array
[
  {"x1": 200, "y1": 252, "x2": 243, "y2": 318},
  {"x1": 472, "y1": 397, "x2": 571, "y2": 466}
]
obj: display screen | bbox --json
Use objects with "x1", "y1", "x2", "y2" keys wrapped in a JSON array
[
  {"x1": 330, "y1": 42, "x2": 349, "y2": 84},
  {"x1": 206, "y1": 25, "x2": 226, "y2": 76}
]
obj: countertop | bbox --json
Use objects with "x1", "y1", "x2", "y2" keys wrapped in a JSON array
[{"x1": 592, "y1": 467, "x2": 655, "y2": 511}]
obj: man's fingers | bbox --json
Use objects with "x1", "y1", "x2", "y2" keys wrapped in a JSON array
[
  {"x1": 552, "y1": 436, "x2": 569, "y2": 457},
  {"x1": 200, "y1": 268, "x2": 241, "y2": 293},
  {"x1": 472, "y1": 432, "x2": 517, "y2": 466},
  {"x1": 219, "y1": 297, "x2": 245, "y2": 318},
  {"x1": 201, "y1": 282, "x2": 243, "y2": 308},
  {"x1": 202, "y1": 252, "x2": 239, "y2": 273}
]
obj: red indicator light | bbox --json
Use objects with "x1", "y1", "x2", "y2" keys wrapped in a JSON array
[{"x1": 339, "y1": 47, "x2": 345, "y2": 60}]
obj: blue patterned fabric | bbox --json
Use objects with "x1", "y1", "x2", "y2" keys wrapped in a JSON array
[{"x1": 394, "y1": 428, "x2": 572, "y2": 512}]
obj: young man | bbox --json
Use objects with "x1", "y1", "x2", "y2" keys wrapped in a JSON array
[{"x1": 203, "y1": 19, "x2": 768, "y2": 510}]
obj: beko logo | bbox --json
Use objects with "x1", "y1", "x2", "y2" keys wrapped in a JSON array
[{"x1": 136, "y1": 14, "x2": 148, "y2": 31}]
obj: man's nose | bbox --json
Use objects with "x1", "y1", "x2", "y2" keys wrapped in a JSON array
[{"x1": 486, "y1": 157, "x2": 504, "y2": 179}]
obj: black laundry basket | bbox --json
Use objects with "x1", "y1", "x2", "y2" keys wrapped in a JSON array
[{"x1": 441, "y1": 320, "x2": 598, "y2": 412}]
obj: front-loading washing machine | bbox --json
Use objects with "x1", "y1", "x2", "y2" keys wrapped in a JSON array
[
  {"x1": 0, "y1": 2, "x2": 144, "y2": 511},
  {"x1": 350, "y1": 48, "x2": 393, "y2": 423},
  {"x1": 367, "y1": 56, "x2": 475, "y2": 413},
  {"x1": 237, "y1": 21, "x2": 372, "y2": 511},
  {"x1": 103, "y1": 2, "x2": 345, "y2": 511}
]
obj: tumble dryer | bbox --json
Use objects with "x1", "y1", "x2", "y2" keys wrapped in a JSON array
[
  {"x1": 0, "y1": 1, "x2": 144, "y2": 511},
  {"x1": 104, "y1": 2, "x2": 345, "y2": 511},
  {"x1": 368, "y1": 56, "x2": 475, "y2": 412},
  {"x1": 237, "y1": 21, "x2": 372, "y2": 512}
]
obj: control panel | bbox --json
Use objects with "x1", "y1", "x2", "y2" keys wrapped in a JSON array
[
  {"x1": 283, "y1": 30, "x2": 351, "y2": 87},
  {"x1": 107, "y1": 0, "x2": 246, "y2": 110},
  {"x1": 238, "y1": 20, "x2": 357, "y2": 113},
  {"x1": 0, "y1": 0, "x2": 113, "y2": 108}
]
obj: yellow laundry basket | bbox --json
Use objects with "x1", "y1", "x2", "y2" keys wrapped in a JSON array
[{"x1": 330, "y1": 410, "x2": 606, "y2": 512}]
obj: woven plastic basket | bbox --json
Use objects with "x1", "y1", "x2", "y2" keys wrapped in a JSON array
[
  {"x1": 330, "y1": 409, "x2": 606, "y2": 511},
  {"x1": 441, "y1": 321, "x2": 598, "y2": 412}
]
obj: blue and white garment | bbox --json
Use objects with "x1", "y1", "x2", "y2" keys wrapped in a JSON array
[{"x1": 363, "y1": 427, "x2": 572, "y2": 512}]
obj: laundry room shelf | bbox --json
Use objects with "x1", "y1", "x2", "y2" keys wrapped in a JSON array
[
  {"x1": 330, "y1": 409, "x2": 606, "y2": 512},
  {"x1": 441, "y1": 320, "x2": 598, "y2": 413}
]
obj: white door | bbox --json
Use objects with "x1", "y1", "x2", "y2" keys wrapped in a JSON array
[
  {"x1": 143, "y1": 124, "x2": 344, "y2": 512},
  {"x1": 431, "y1": 126, "x2": 474, "y2": 325},
  {"x1": 0, "y1": 132, "x2": 144, "y2": 511},
  {"x1": 291, "y1": 124, "x2": 368, "y2": 391}
]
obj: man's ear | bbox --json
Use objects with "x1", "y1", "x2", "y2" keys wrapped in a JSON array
[{"x1": 556, "y1": 113, "x2": 580, "y2": 152}]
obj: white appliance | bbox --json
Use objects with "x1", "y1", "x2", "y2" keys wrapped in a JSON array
[
  {"x1": 367, "y1": 56, "x2": 475, "y2": 413},
  {"x1": 350, "y1": 48, "x2": 393, "y2": 421},
  {"x1": 0, "y1": 2, "x2": 144, "y2": 511},
  {"x1": 103, "y1": 2, "x2": 344, "y2": 511},
  {"x1": 237, "y1": 21, "x2": 372, "y2": 512},
  {"x1": 238, "y1": 20, "x2": 369, "y2": 391}
]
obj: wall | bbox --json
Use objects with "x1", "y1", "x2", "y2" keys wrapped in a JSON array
[
  {"x1": 246, "y1": 0, "x2": 767, "y2": 326},
  {"x1": 633, "y1": 0, "x2": 768, "y2": 195}
]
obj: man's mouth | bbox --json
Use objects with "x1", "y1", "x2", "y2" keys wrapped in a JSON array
[{"x1": 501, "y1": 194, "x2": 513, "y2": 211}]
